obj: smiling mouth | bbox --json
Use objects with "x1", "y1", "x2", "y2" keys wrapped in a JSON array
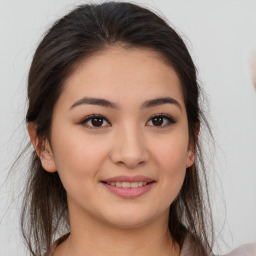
[
  {"x1": 100, "y1": 175, "x2": 156, "y2": 198},
  {"x1": 101, "y1": 181, "x2": 155, "y2": 188}
]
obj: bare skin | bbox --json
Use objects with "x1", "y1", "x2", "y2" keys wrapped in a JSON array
[
  {"x1": 54, "y1": 213, "x2": 180, "y2": 256},
  {"x1": 29, "y1": 46, "x2": 194, "y2": 256}
]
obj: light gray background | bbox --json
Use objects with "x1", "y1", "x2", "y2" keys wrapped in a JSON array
[{"x1": 0, "y1": 0, "x2": 256, "y2": 255}]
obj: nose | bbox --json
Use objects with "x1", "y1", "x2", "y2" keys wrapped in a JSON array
[{"x1": 110, "y1": 124, "x2": 149, "y2": 169}]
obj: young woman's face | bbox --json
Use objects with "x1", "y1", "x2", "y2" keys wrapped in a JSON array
[{"x1": 47, "y1": 46, "x2": 194, "y2": 228}]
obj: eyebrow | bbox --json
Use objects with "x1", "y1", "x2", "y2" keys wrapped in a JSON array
[
  {"x1": 70, "y1": 96, "x2": 182, "y2": 111},
  {"x1": 141, "y1": 97, "x2": 182, "y2": 111},
  {"x1": 70, "y1": 97, "x2": 119, "y2": 109}
]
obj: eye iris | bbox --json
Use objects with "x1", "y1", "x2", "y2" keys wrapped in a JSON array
[
  {"x1": 91, "y1": 117, "x2": 103, "y2": 127},
  {"x1": 152, "y1": 117, "x2": 163, "y2": 126}
]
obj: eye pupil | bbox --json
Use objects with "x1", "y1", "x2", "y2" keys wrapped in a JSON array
[
  {"x1": 92, "y1": 118, "x2": 103, "y2": 127},
  {"x1": 152, "y1": 117, "x2": 163, "y2": 126}
]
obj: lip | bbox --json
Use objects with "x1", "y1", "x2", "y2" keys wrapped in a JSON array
[
  {"x1": 102, "y1": 175, "x2": 155, "y2": 183},
  {"x1": 101, "y1": 175, "x2": 156, "y2": 199}
]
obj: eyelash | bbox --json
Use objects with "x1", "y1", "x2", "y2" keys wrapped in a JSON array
[
  {"x1": 80, "y1": 114, "x2": 177, "y2": 129},
  {"x1": 80, "y1": 114, "x2": 111, "y2": 129},
  {"x1": 146, "y1": 114, "x2": 177, "y2": 127}
]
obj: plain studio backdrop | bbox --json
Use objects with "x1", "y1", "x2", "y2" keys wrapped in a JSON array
[{"x1": 0, "y1": 0, "x2": 255, "y2": 255}]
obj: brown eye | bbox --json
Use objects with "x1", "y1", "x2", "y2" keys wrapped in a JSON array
[
  {"x1": 152, "y1": 117, "x2": 164, "y2": 126},
  {"x1": 147, "y1": 114, "x2": 176, "y2": 127},
  {"x1": 91, "y1": 117, "x2": 104, "y2": 127},
  {"x1": 81, "y1": 115, "x2": 110, "y2": 128}
]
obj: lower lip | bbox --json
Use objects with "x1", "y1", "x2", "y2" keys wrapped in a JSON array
[{"x1": 101, "y1": 182, "x2": 155, "y2": 199}]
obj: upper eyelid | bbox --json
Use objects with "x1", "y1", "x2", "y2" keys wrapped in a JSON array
[
  {"x1": 81, "y1": 114, "x2": 109, "y2": 122},
  {"x1": 80, "y1": 113, "x2": 176, "y2": 127},
  {"x1": 80, "y1": 114, "x2": 111, "y2": 127},
  {"x1": 81, "y1": 113, "x2": 174, "y2": 120},
  {"x1": 146, "y1": 114, "x2": 177, "y2": 126},
  {"x1": 147, "y1": 113, "x2": 175, "y2": 120}
]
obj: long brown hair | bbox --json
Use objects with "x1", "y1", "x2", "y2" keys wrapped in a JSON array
[{"x1": 21, "y1": 2, "x2": 214, "y2": 255}]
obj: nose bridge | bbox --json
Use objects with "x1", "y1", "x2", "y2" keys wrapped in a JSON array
[{"x1": 110, "y1": 120, "x2": 149, "y2": 168}]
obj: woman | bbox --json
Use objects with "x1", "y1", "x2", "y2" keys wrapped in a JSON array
[{"x1": 21, "y1": 2, "x2": 255, "y2": 256}]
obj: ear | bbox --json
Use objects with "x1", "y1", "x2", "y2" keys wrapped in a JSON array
[
  {"x1": 186, "y1": 147, "x2": 195, "y2": 168},
  {"x1": 186, "y1": 122, "x2": 200, "y2": 168},
  {"x1": 27, "y1": 122, "x2": 57, "y2": 173}
]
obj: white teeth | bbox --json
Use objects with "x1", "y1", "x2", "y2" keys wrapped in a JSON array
[
  {"x1": 122, "y1": 182, "x2": 130, "y2": 188},
  {"x1": 107, "y1": 181, "x2": 148, "y2": 188},
  {"x1": 116, "y1": 182, "x2": 122, "y2": 187},
  {"x1": 131, "y1": 182, "x2": 138, "y2": 188}
]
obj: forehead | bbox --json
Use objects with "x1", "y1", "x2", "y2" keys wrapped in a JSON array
[{"x1": 59, "y1": 46, "x2": 184, "y2": 109}]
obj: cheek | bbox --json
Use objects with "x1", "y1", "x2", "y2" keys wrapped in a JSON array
[
  {"x1": 152, "y1": 132, "x2": 189, "y2": 198},
  {"x1": 51, "y1": 130, "x2": 110, "y2": 189},
  {"x1": 154, "y1": 131, "x2": 189, "y2": 171}
]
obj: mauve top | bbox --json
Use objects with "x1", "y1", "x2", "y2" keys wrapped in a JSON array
[{"x1": 45, "y1": 234, "x2": 256, "y2": 256}]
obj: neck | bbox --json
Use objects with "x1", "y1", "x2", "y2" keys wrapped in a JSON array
[{"x1": 55, "y1": 204, "x2": 180, "y2": 256}]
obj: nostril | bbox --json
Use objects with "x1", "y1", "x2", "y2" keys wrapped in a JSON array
[{"x1": 110, "y1": 151, "x2": 149, "y2": 169}]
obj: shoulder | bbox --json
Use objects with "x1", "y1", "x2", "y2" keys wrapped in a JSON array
[
  {"x1": 181, "y1": 235, "x2": 256, "y2": 256},
  {"x1": 224, "y1": 243, "x2": 256, "y2": 256}
]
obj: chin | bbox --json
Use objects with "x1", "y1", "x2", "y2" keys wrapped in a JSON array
[
  {"x1": 100, "y1": 206, "x2": 164, "y2": 229},
  {"x1": 105, "y1": 217, "x2": 153, "y2": 229}
]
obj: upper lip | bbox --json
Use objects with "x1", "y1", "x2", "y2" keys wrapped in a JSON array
[{"x1": 102, "y1": 175, "x2": 155, "y2": 183}]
